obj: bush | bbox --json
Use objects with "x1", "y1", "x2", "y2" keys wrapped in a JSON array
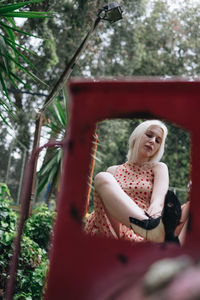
[
  {"x1": 0, "y1": 183, "x2": 56, "y2": 299},
  {"x1": 0, "y1": 183, "x2": 18, "y2": 298},
  {"x1": 24, "y1": 205, "x2": 56, "y2": 252},
  {"x1": 15, "y1": 236, "x2": 48, "y2": 300}
]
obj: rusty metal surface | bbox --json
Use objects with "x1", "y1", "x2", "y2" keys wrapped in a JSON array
[{"x1": 42, "y1": 80, "x2": 200, "y2": 299}]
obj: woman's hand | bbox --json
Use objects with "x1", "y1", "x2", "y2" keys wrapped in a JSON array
[
  {"x1": 147, "y1": 202, "x2": 163, "y2": 217},
  {"x1": 148, "y1": 162, "x2": 169, "y2": 217}
]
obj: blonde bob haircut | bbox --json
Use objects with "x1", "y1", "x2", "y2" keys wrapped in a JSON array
[{"x1": 127, "y1": 120, "x2": 168, "y2": 163}]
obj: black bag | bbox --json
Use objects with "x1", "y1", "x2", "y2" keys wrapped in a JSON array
[{"x1": 162, "y1": 190, "x2": 182, "y2": 244}]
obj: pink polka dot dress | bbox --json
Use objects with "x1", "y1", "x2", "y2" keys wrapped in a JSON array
[{"x1": 84, "y1": 162, "x2": 154, "y2": 242}]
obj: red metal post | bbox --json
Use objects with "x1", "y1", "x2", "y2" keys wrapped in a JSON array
[{"x1": 21, "y1": 80, "x2": 200, "y2": 299}]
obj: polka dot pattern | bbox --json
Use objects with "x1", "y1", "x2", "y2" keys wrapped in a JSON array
[{"x1": 85, "y1": 162, "x2": 154, "y2": 242}]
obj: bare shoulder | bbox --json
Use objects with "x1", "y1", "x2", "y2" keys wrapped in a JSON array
[
  {"x1": 152, "y1": 162, "x2": 168, "y2": 174},
  {"x1": 106, "y1": 165, "x2": 119, "y2": 175}
]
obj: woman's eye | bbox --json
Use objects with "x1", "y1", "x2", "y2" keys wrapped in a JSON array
[{"x1": 146, "y1": 133, "x2": 161, "y2": 144}]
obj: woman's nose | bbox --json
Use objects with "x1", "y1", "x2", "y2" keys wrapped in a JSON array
[{"x1": 150, "y1": 137, "x2": 156, "y2": 143}]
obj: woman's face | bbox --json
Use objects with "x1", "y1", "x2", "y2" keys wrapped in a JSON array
[{"x1": 138, "y1": 125, "x2": 163, "y2": 161}]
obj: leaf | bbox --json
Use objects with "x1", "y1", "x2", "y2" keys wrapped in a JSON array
[
  {"x1": 0, "y1": 0, "x2": 44, "y2": 13},
  {"x1": 48, "y1": 165, "x2": 58, "y2": 183},
  {"x1": 37, "y1": 165, "x2": 59, "y2": 197},
  {"x1": 38, "y1": 155, "x2": 58, "y2": 177},
  {"x1": 47, "y1": 105, "x2": 59, "y2": 120},
  {"x1": 1, "y1": 51, "x2": 47, "y2": 86},
  {"x1": 56, "y1": 149, "x2": 62, "y2": 163},
  {"x1": 6, "y1": 41, "x2": 37, "y2": 70},
  {"x1": 2, "y1": 34, "x2": 37, "y2": 56},
  {"x1": 0, "y1": 21, "x2": 43, "y2": 39},
  {"x1": 2, "y1": 20, "x2": 19, "y2": 64},
  {"x1": 0, "y1": 59, "x2": 31, "y2": 90},
  {"x1": 62, "y1": 85, "x2": 69, "y2": 120},
  {"x1": 1, "y1": 12, "x2": 52, "y2": 18},
  {"x1": 6, "y1": 16, "x2": 16, "y2": 27},
  {"x1": 10, "y1": 72, "x2": 32, "y2": 90},
  {"x1": 0, "y1": 71, "x2": 11, "y2": 101},
  {"x1": 0, "y1": 35, "x2": 10, "y2": 73},
  {"x1": 28, "y1": 70, "x2": 48, "y2": 87},
  {"x1": 0, "y1": 97, "x2": 11, "y2": 111},
  {"x1": 0, "y1": 111, "x2": 10, "y2": 125},
  {"x1": 53, "y1": 100, "x2": 66, "y2": 127},
  {"x1": 36, "y1": 176, "x2": 49, "y2": 196}
]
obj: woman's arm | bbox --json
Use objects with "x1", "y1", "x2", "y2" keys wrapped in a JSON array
[{"x1": 147, "y1": 162, "x2": 169, "y2": 217}]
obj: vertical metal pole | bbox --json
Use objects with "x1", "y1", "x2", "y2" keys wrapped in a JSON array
[
  {"x1": 17, "y1": 148, "x2": 27, "y2": 204},
  {"x1": 29, "y1": 16, "x2": 101, "y2": 212},
  {"x1": 5, "y1": 140, "x2": 15, "y2": 184}
]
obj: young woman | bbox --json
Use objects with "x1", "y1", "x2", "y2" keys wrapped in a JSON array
[{"x1": 85, "y1": 120, "x2": 187, "y2": 244}]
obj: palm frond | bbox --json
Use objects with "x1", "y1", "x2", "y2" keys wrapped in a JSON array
[
  {"x1": 0, "y1": 70, "x2": 11, "y2": 101},
  {"x1": 36, "y1": 149, "x2": 62, "y2": 197},
  {"x1": 1, "y1": 45, "x2": 48, "y2": 86},
  {"x1": 0, "y1": 0, "x2": 46, "y2": 13},
  {"x1": 0, "y1": 35, "x2": 9, "y2": 73},
  {"x1": 0, "y1": 21, "x2": 42, "y2": 38},
  {"x1": 36, "y1": 95, "x2": 69, "y2": 200},
  {"x1": 2, "y1": 34, "x2": 37, "y2": 56},
  {"x1": 53, "y1": 100, "x2": 67, "y2": 127},
  {"x1": 1, "y1": 11, "x2": 52, "y2": 18},
  {"x1": 0, "y1": 0, "x2": 52, "y2": 123}
]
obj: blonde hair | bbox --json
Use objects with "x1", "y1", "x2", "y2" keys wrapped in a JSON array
[{"x1": 127, "y1": 120, "x2": 168, "y2": 163}]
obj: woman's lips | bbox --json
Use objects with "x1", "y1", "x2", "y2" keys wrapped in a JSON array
[{"x1": 145, "y1": 145, "x2": 153, "y2": 151}]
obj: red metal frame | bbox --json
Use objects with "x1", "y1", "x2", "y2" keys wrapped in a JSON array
[{"x1": 44, "y1": 80, "x2": 200, "y2": 299}]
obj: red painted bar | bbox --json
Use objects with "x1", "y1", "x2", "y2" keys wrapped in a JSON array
[{"x1": 45, "y1": 80, "x2": 200, "y2": 299}]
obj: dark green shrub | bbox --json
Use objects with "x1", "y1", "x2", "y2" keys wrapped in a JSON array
[
  {"x1": 0, "y1": 183, "x2": 56, "y2": 299},
  {"x1": 0, "y1": 183, "x2": 18, "y2": 298},
  {"x1": 24, "y1": 205, "x2": 56, "y2": 252},
  {"x1": 15, "y1": 236, "x2": 48, "y2": 300}
]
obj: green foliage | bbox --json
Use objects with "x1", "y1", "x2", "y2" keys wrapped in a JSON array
[
  {"x1": 24, "y1": 205, "x2": 56, "y2": 251},
  {"x1": 0, "y1": 183, "x2": 17, "y2": 231},
  {"x1": 0, "y1": 183, "x2": 55, "y2": 299},
  {"x1": 1, "y1": 0, "x2": 198, "y2": 201},
  {"x1": 162, "y1": 122, "x2": 190, "y2": 204},
  {"x1": 0, "y1": 0, "x2": 51, "y2": 122},
  {"x1": 36, "y1": 94, "x2": 68, "y2": 201},
  {"x1": 95, "y1": 119, "x2": 141, "y2": 172},
  {"x1": 15, "y1": 236, "x2": 48, "y2": 300},
  {"x1": 34, "y1": 0, "x2": 196, "y2": 201},
  {"x1": 0, "y1": 183, "x2": 17, "y2": 298}
]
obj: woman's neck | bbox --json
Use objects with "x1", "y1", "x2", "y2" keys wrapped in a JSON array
[{"x1": 134, "y1": 158, "x2": 150, "y2": 167}]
